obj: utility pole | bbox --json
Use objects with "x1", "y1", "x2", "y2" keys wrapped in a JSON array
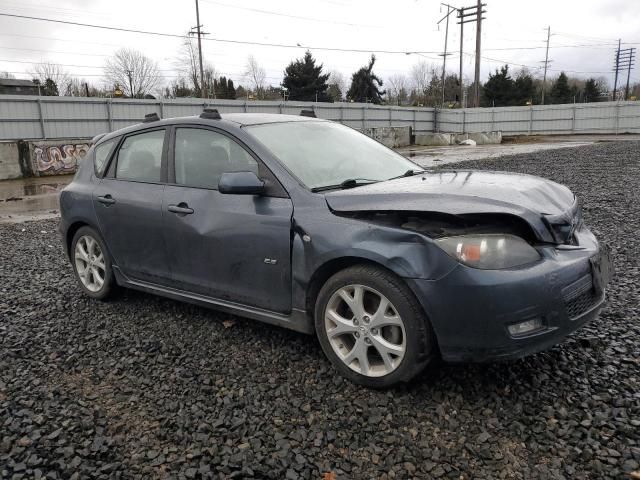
[
  {"x1": 125, "y1": 69, "x2": 133, "y2": 98},
  {"x1": 541, "y1": 26, "x2": 551, "y2": 105},
  {"x1": 193, "y1": 0, "x2": 207, "y2": 99},
  {"x1": 613, "y1": 39, "x2": 621, "y2": 100},
  {"x1": 438, "y1": 4, "x2": 457, "y2": 107},
  {"x1": 457, "y1": 2, "x2": 485, "y2": 108},
  {"x1": 458, "y1": 8, "x2": 464, "y2": 106},
  {"x1": 614, "y1": 45, "x2": 636, "y2": 100},
  {"x1": 624, "y1": 48, "x2": 636, "y2": 100},
  {"x1": 473, "y1": 0, "x2": 482, "y2": 107}
]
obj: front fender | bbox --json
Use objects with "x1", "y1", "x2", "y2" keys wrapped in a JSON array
[{"x1": 290, "y1": 215, "x2": 458, "y2": 311}]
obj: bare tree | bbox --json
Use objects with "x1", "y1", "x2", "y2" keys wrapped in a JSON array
[
  {"x1": 410, "y1": 61, "x2": 440, "y2": 106},
  {"x1": 1, "y1": 71, "x2": 16, "y2": 79},
  {"x1": 174, "y1": 35, "x2": 217, "y2": 97},
  {"x1": 244, "y1": 55, "x2": 266, "y2": 99},
  {"x1": 30, "y1": 62, "x2": 71, "y2": 96},
  {"x1": 104, "y1": 48, "x2": 159, "y2": 98},
  {"x1": 387, "y1": 74, "x2": 409, "y2": 105},
  {"x1": 328, "y1": 70, "x2": 346, "y2": 93}
]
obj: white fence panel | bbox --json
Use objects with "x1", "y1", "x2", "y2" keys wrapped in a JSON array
[{"x1": 1, "y1": 95, "x2": 638, "y2": 140}]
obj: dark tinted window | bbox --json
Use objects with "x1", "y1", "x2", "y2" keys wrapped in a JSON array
[
  {"x1": 174, "y1": 128, "x2": 258, "y2": 189},
  {"x1": 94, "y1": 139, "x2": 116, "y2": 176},
  {"x1": 116, "y1": 130, "x2": 164, "y2": 182}
]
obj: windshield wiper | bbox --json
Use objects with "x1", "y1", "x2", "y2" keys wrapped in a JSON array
[
  {"x1": 311, "y1": 178, "x2": 379, "y2": 192},
  {"x1": 386, "y1": 169, "x2": 425, "y2": 181}
]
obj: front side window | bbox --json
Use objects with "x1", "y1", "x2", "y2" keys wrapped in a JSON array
[
  {"x1": 94, "y1": 138, "x2": 117, "y2": 176},
  {"x1": 115, "y1": 130, "x2": 164, "y2": 183},
  {"x1": 246, "y1": 121, "x2": 418, "y2": 190},
  {"x1": 174, "y1": 128, "x2": 258, "y2": 189}
]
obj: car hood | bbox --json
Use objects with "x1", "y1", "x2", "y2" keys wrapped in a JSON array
[{"x1": 325, "y1": 170, "x2": 579, "y2": 244}]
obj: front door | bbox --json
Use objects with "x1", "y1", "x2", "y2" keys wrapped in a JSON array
[
  {"x1": 162, "y1": 126, "x2": 293, "y2": 313},
  {"x1": 93, "y1": 128, "x2": 169, "y2": 283}
]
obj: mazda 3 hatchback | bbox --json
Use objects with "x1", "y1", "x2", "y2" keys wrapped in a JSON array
[{"x1": 60, "y1": 109, "x2": 612, "y2": 387}]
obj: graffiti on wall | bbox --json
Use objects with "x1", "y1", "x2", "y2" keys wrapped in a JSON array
[{"x1": 33, "y1": 143, "x2": 90, "y2": 175}]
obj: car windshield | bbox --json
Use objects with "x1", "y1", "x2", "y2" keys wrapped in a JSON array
[{"x1": 245, "y1": 121, "x2": 420, "y2": 190}]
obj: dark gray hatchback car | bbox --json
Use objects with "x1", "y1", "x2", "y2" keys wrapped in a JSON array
[{"x1": 60, "y1": 109, "x2": 612, "y2": 387}]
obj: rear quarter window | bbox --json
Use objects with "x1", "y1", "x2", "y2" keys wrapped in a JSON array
[{"x1": 94, "y1": 139, "x2": 117, "y2": 177}]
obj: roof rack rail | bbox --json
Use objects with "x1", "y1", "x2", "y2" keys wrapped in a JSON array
[
  {"x1": 143, "y1": 112, "x2": 160, "y2": 123},
  {"x1": 300, "y1": 109, "x2": 316, "y2": 118},
  {"x1": 201, "y1": 108, "x2": 222, "y2": 120}
]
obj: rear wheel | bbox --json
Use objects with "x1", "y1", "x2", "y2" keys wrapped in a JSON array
[
  {"x1": 315, "y1": 265, "x2": 435, "y2": 388},
  {"x1": 71, "y1": 226, "x2": 116, "y2": 300}
]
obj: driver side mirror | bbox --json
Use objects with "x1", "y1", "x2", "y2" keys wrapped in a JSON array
[{"x1": 218, "y1": 171, "x2": 265, "y2": 195}]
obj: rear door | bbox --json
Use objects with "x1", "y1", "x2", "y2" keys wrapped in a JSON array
[
  {"x1": 93, "y1": 128, "x2": 170, "y2": 283},
  {"x1": 162, "y1": 125, "x2": 294, "y2": 313}
]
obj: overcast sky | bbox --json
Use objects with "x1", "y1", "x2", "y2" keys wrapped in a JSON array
[{"x1": 0, "y1": 0, "x2": 638, "y2": 92}]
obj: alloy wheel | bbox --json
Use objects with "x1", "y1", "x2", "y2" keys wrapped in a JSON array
[
  {"x1": 74, "y1": 235, "x2": 106, "y2": 293},
  {"x1": 324, "y1": 284, "x2": 406, "y2": 377}
]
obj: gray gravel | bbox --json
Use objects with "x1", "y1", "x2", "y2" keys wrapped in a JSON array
[{"x1": 1, "y1": 141, "x2": 639, "y2": 479}]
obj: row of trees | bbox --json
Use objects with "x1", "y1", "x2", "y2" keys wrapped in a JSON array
[
  {"x1": 10, "y1": 40, "x2": 639, "y2": 106},
  {"x1": 481, "y1": 66, "x2": 609, "y2": 107}
]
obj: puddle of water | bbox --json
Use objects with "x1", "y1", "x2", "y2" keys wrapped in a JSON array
[
  {"x1": 0, "y1": 175, "x2": 73, "y2": 221},
  {"x1": 0, "y1": 176, "x2": 72, "y2": 202},
  {"x1": 21, "y1": 183, "x2": 67, "y2": 197}
]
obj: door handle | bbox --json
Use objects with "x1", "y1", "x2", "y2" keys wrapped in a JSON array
[
  {"x1": 97, "y1": 194, "x2": 116, "y2": 205},
  {"x1": 168, "y1": 203, "x2": 194, "y2": 215}
]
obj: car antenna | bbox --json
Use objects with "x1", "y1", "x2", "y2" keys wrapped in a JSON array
[
  {"x1": 143, "y1": 112, "x2": 160, "y2": 123},
  {"x1": 300, "y1": 109, "x2": 316, "y2": 118},
  {"x1": 200, "y1": 108, "x2": 222, "y2": 120}
]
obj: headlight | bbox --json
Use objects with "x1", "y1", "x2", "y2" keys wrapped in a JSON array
[{"x1": 435, "y1": 234, "x2": 540, "y2": 269}]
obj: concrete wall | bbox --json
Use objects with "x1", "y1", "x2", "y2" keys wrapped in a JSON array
[
  {"x1": 415, "y1": 131, "x2": 502, "y2": 146},
  {"x1": 29, "y1": 139, "x2": 90, "y2": 176},
  {"x1": 0, "y1": 142, "x2": 22, "y2": 180},
  {"x1": 362, "y1": 126, "x2": 411, "y2": 148}
]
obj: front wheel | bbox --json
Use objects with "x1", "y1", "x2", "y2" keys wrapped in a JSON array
[
  {"x1": 315, "y1": 265, "x2": 436, "y2": 388},
  {"x1": 71, "y1": 226, "x2": 116, "y2": 300}
]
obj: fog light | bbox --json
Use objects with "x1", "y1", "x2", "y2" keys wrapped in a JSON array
[{"x1": 508, "y1": 318, "x2": 543, "y2": 337}]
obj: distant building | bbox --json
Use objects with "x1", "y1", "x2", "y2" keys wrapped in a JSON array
[{"x1": 0, "y1": 78, "x2": 39, "y2": 96}]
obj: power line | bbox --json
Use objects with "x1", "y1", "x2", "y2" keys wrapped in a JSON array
[
  {"x1": 200, "y1": 0, "x2": 380, "y2": 28},
  {"x1": 0, "y1": 12, "x2": 426, "y2": 55},
  {"x1": 0, "y1": 46, "x2": 110, "y2": 57}
]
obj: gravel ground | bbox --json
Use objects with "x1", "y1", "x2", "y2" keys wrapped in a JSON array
[{"x1": 1, "y1": 141, "x2": 639, "y2": 479}]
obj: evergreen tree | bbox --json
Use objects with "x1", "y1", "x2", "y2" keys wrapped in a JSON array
[
  {"x1": 514, "y1": 71, "x2": 535, "y2": 105},
  {"x1": 550, "y1": 72, "x2": 572, "y2": 104},
  {"x1": 43, "y1": 78, "x2": 59, "y2": 96},
  {"x1": 482, "y1": 65, "x2": 515, "y2": 106},
  {"x1": 282, "y1": 51, "x2": 330, "y2": 101},
  {"x1": 213, "y1": 76, "x2": 237, "y2": 100},
  {"x1": 235, "y1": 85, "x2": 247, "y2": 100},
  {"x1": 583, "y1": 78, "x2": 601, "y2": 102},
  {"x1": 347, "y1": 55, "x2": 385, "y2": 104}
]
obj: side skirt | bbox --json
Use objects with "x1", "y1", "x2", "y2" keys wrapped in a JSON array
[{"x1": 112, "y1": 267, "x2": 314, "y2": 335}]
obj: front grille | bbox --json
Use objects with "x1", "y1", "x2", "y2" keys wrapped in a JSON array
[
  {"x1": 564, "y1": 288, "x2": 600, "y2": 319},
  {"x1": 562, "y1": 274, "x2": 601, "y2": 320}
]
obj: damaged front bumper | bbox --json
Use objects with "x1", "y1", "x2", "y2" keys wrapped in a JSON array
[{"x1": 407, "y1": 226, "x2": 613, "y2": 363}]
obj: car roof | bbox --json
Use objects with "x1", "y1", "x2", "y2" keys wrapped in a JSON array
[
  {"x1": 223, "y1": 113, "x2": 326, "y2": 126},
  {"x1": 95, "y1": 112, "x2": 325, "y2": 145}
]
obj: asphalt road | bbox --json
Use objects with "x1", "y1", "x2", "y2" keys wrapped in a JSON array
[{"x1": 1, "y1": 141, "x2": 639, "y2": 479}]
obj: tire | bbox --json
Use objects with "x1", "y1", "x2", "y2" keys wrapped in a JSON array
[
  {"x1": 70, "y1": 226, "x2": 116, "y2": 300},
  {"x1": 315, "y1": 264, "x2": 436, "y2": 388}
]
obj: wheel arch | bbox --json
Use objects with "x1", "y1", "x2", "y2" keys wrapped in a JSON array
[
  {"x1": 305, "y1": 256, "x2": 410, "y2": 316},
  {"x1": 65, "y1": 221, "x2": 91, "y2": 257}
]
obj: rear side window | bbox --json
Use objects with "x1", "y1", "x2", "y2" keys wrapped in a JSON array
[
  {"x1": 174, "y1": 128, "x2": 258, "y2": 189},
  {"x1": 94, "y1": 139, "x2": 117, "y2": 176},
  {"x1": 115, "y1": 130, "x2": 164, "y2": 183}
]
